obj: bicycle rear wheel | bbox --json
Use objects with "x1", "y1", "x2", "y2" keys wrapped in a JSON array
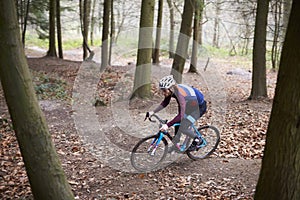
[
  {"x1": 186, "y1": 125, "x2": 220, "y2": 160},
  {"x1": 130, "y1": 135, "x2": 168, "y2": 172}
]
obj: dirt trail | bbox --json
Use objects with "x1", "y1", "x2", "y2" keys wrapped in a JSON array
[{"x1": 0, "y1": 49, "x2": 277, "y2": 199}]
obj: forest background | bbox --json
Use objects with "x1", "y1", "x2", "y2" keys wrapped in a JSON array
[{"x1": 1, "y1": 0, "x2": 299, "y2": 199}]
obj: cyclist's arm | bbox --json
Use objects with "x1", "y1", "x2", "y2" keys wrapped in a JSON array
[
  {"x1": 153, "y1": 95, "x2": 171, "y2": 113},
  {"x1": 166, "y1": 93, "x2": 186, "y2": 127}
]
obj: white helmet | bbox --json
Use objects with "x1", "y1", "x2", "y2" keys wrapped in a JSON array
[{"x1": 159, "y1": 75, "x2": 176, "y2": 89}]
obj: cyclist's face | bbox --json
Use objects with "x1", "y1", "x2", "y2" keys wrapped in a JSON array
[{"x1": 161, "y1": 89, "x2": 172, "y2": 97}]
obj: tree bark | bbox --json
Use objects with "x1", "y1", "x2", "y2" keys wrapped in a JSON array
[
  {"x1": 21, "y1": 0, "x2": 30, "y2": 47},
  {"x1": 101, "y1": 0, "x2": 111, "y2": 71},
  {"x1": 56, "y1": 0, "x2": 63, "y2": 59},
  {"x1": 153, "y1": 0, "x2": 163, "y2": 64},
  {"x1": 47, "y1": 0, "x2": 57, "y2": 57},
  {"x1": 249, "y1": 0, "x2": 269, "y2": 99},
  {"x1": 271, "y1": 0, "x2": 281, "y2": 70},
  {"x1": 171, "y1": 0, "x2": 194, "y2": 83},
  {"x1": 0, "y1": 1, "x2": 74, "y2": 199},
  {"x1": 189, "y1": 0, "x2": 203, "y2": 73},
  {"x1": 109, "y1": 0, "x2": 115, "y2": 65},
  {"x1": 212, "y1": 0, "x2": 220, "y2": 48},
  {"x1": 83, "y1": 0, "x2": 92, "y2": 60},
  {"x1": 132, "y1": 0, "x2": 155, "y2": 98},
  {"x1": 90, "y1": 0, "x2": 97, "y2": 46},
  {"x1": 255, "y1": 1, "x2": 300, "y2": 199},
  {"x1": 167, "y1": 0, "x2": 175, "y2": 58},
  {"x1": 282, "y1": 0, "x2": 292, "y2": 41}
]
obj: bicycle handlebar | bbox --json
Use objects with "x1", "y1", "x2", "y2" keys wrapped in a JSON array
[{"x1": 145, "y1": 113, "x2": 167, "y2": 124}]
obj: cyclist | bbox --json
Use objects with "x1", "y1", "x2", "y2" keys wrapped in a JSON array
[{"x1": 147, "y1": 75, "x2": 207, "y2": 151}]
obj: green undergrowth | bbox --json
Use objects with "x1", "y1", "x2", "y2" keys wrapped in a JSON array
[{"x1": 31, "y1": 71, "x2": 69, "y2": 101}]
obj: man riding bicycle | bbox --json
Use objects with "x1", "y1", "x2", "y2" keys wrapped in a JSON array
[{"x1": 147, "y1": 75, "x2": 207, "y2": 152}]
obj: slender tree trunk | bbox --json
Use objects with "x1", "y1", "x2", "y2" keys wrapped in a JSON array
[
  {"x1": 90, "y1": 0, "x2": 97, "y2": 46},
  {"x1": 0, "y1": 1, "x2": 74, "y2": 199},
  {"x1": 83, "y1": 0, "x2": 91, "y2": 60},
  {"x1": 101, "y1": 0, "x2": 111, "y2": 71},
  {"x1": 271, "y1": 0, "x2": 281, "y2": 70},
  {"x1": 21, "y1": 0, "x2": 30, "y2": 47},
  {"x1": 19, "y1": 0, "x2": 25, "y2": 36},
  {"x1": 255, "y1": 2, "x2": 300, "y2": 199},
  {"x1": 242, "y1": 19, "x2": 251, "y2": 55},
  {"x1": 109, "y1": 0, "x2": 115, "y2": 65},
  {"x1": 167, "y1": 0, "x2": 175, "y2": 58},
  {"x1": 153, "y1": 0, "x2": 163, "y2": 64},
  {"x1": 171, "y1": 0, "x2": 194, "y2": 83},
  {"x1": 249, "y1": 0, "x2": 269, "y2": 99},
  {"x1": 189, "y1": 0, "x2": 203, "y2": 73},
  {"x1": 47, "y1": 0, "x2": 57, "y2": 57},
  {"x1": 198, "y1": 0, "x2": 204, "y2": 46},
  {"x1": 16, "y1": 0, "x2": 21, "y2": 26},
  {"x1": 132, "y1": 0, "x2": 155, "y2": 98},
  {"x1": 56, "y1": 0, "x2": 63, "y2": 59},
  {"x1": 212, "y1": 0, "x2": 220, "y2": 48}
]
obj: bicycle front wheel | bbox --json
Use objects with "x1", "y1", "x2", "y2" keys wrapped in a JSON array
[
  {"x1": 186, "y1": 125, "x2": 220, "y2": 160},
  {"x1": 130, "y1": 135, "x2": 168, "y2": 172}
]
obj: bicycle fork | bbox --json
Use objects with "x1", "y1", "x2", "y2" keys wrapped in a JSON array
[{"x1": 148, "y1": 132, "x2": 164, "y2": 156}]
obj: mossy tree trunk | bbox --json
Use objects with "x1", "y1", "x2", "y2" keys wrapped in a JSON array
[
  {"x1": 255, "y1": 1, "x2": 300, "y2": 199},
  {"x1": 167, "y1": 0, "x2": 175, "y2": 59},
  {"x1": 0, "y1": 1, "x2": 74, "y2": 199},
  {"x1": 189, "y1": 0, "x2": 204, "y2": 73},
  {"x1": 133, "y1": 0, "x2": 155, "y2": 98},
  {"x1": 171, "y1": 0, "x2": 194, "y2": 83}
]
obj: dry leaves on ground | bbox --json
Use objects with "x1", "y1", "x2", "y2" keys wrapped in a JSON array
[{"x1": 0, "y1": 57, "x2": 277, "y2": 199}]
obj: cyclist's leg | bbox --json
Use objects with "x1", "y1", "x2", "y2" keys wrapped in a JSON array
[
  {"x1": 170, "y1": 124, "x2": 181, "y2": 143},
  {"x1": 184, "y1": 112, "x2": 206, "y2": 150},
  {"x1": 178, "y1": 118, "x2": 197, "y2": 139}
]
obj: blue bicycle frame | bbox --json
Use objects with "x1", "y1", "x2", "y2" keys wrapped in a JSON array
[{"x1": 147, "y1": 122, "x2": 207, "y2": 156}]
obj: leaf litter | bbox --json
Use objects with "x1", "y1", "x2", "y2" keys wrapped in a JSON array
[{"x1": 0, "y1": 56, "x2": 277, "y2": 199}]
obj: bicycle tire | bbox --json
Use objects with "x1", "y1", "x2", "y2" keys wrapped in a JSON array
[
  {"x1": 130, "y1": 135, "x2": 168, "y2": 172},
  {"x1": 186, "y1": 125, "x2": 220, "y2": 160}
]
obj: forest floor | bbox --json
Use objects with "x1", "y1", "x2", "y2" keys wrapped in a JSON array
[{"x1": 0, "y1": 48, "x2": 278, "y2": 199}]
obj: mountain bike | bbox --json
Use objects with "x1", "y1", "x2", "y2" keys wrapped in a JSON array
[{"x1": 130, "y1": 114, "x2": 220, "y2": 172}]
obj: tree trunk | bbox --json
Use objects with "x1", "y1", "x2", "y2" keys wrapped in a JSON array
[
  {"x1": 109, "y1": 0, "x2": 115, "y2": 65},
  {"x1": 101, "y1": 0, "x2": 111, "y2": 71},
  {"x1": 282, "y1": 0, "x2": 292, "y2": 41},
  {"x1": 189, "y1": 0, "x2": 203, "y2": 73},
  {"x1": 0, "y1": 1, "x2": 74, "y2": 199},
  {"x1": 241, "y1": 16, "x2": 251, "y2": 56},
  {"x1": 212, "y1": 0, "x2": 220, "y2": 48},
  {"x1": 90, "y1": 0, "x2": 97, "y2": 46},
  {"x1": 271, "y1": 0, "x2": 281, "y2": 70},
  {"x1": 132, "y1": 0, "x2": 155, "y2": 98},
  {"x1": 254, "y1": 1, "x2": 300, "y2": 199},
  {"x1": 56, "y1": 0, "x2": 63, "y2": 59},
  {"x1": 153, "y1": 0, "x2": 163, "y2": 64},
  {"x1": 167, "y1": 0, "x2": 175, "y2": 58},
  {"x1": 171, "y1": 0, "x2": 194, "y2": 83},
  {"x1": 21, "y1": 0, "x2": 30, "y2": 47},
  {"x1": 83, "y1": 0, "x2": 91, "y2": 60},
  {"x1": 47, "y1": 0, "x2": 57, "y2": 57},
  {"x1": 249, "y1": 0, "x2": 269, "y2": 99},
  {"x1": 198, "y1": 0, "x2": 204, "y2": 46}
]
